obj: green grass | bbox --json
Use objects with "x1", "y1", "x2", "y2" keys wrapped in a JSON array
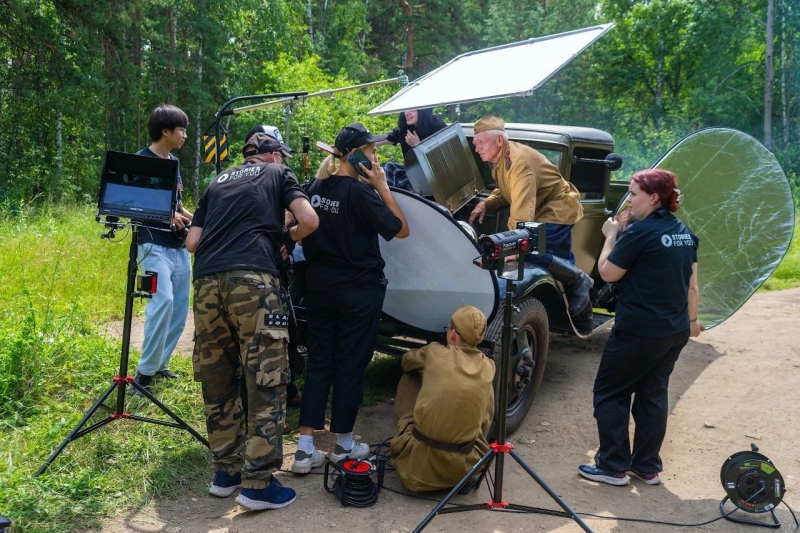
[
  {"x1": 762, "y1": 218, "x2": 800, "y2": 290},
  {"x1": 0, "y1": 204, "x2": 208, "y2": 532},
  {"x1": 0, "y1": 203, "x2": 796, "y2": 531},
  {"x1": 0, "y1": 203, "x2": 405, "y2": 532}
]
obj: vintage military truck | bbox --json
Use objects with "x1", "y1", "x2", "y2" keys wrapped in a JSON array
[{"x1": 293, "y1": 121, "x2": 629, "y2": 435}]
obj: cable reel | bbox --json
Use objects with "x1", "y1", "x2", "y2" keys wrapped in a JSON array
[
  {"x1": 324, "y1": 457, "x2": 385, "y2": 508},
  {"x1": 719, "y1": 444, "x2": 787, "y2": 528}
]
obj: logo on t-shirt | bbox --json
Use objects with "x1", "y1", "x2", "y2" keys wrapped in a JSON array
[
  {"x1": 662, "y1": 233, "x2": 694, "y2": 247},
  {"x1": 310, "y1": 194, "x2": 340, "y2": 214},
  {"x1": 217, "y1": 172, "x2": 230, "y2": 183}
]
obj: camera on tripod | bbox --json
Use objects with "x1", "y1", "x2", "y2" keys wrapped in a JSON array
[{"x1": 475, "y1": 221, "x2": 546, "y2": 274}]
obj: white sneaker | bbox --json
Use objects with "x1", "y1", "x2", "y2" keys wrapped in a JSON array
[
  {"x1": 330, "y1": 441, "x2": 370, "y2": 463},
  {"x1": 290, "y1": 448, "x2": 325, "y2": 474}
]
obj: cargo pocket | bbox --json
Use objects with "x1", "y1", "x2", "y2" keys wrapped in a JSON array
[
  {"x1": 253, "y1": 327, "x2": 290, "y2": 387},
  {"x1": 191, "y1": 332, "x2": 202, "y2": 383}
]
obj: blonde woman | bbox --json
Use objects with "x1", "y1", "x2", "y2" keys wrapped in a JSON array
[{"x1": 291, "y1": 123, "x2": 409, "y2": 473}]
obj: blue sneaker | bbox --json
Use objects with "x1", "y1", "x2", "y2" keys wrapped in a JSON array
[
  {"x1": 209, "y1": 471, "x2": 241, "y2": 497},
  {"x1": 578, "y1": 464, "x2": 629, "y2": 486},
  {"x1": 235, "y1": 477, "x2": 296, "y2": 511}
]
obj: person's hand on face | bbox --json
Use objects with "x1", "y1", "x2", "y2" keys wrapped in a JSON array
[
  {"x1": 602, "y1": 217, "x2": 620, "y2": 238},
  {"x1": 358, "y1": 148, "x2": 388, "y2": 191}
]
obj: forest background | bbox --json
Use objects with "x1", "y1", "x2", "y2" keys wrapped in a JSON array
[
  {"x1": 0, "y1": 0, "x2": 798, "y2": 206},
  {"x1": 0, "y1": 1, "x2": 799, "y2": 531}
]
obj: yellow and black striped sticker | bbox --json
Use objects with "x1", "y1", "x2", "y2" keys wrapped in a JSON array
[{"x1": 203, "y1": 130, "x2": 229, "y2": 164}]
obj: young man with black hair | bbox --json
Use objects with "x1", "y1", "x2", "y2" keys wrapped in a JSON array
[{"x1": 132, "y1": 104, "x2": 193, "y2": 396}]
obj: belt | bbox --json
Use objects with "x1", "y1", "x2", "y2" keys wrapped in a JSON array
[{"x1": 412, "y1": 426, "x2": 476, "y2": 454}]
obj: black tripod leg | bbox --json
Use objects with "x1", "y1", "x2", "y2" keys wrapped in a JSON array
[
  {"x1": 36, "y1": 380, "x2": 120, "y2": 476},
  {"x1": 413, "y1": 448, "x2": 497, "y2": 533},
  {"x1": 129, "y1": 380, "x2": 209, "y2": 447},
  {"x1": 509, "y1": 449, "x2": 593, "y2": 532}
]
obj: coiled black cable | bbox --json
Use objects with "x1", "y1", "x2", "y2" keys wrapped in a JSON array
[{"x1": 329, "y1": 470, "x2": 380, "y2": 508}]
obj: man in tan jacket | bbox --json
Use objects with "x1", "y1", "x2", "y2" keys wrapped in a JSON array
[
  {"x1": 468, "y1": 116, "x2": 593, "y2": 331},
  {"x1": 391, "y1": 306, "x2": 495, "y2": 493}
]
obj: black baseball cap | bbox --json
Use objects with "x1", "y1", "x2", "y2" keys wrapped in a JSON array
[
  {"x1": 243, "y1": 133, "x2": 282, "y2": 156},
  {"x1": 244, "y1": 125, "x2": 293, "y2": 158},
  {"x1": 334, "y1": 123, "x2": 387, "y2": 154}
]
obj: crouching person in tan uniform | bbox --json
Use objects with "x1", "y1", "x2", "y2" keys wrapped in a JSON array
[{"x1": 391, "y1": 306, "x2": 495, "y2": 493}]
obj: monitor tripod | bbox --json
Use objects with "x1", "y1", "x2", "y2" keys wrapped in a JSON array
[
  {"x1": 414, "y1": 235, "x2": 593, "y2": 532},
  {"x1": 36, "y1": 221, "x2": 208, "y2": 476}
]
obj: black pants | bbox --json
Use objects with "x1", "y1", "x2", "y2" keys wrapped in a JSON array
[
  {"x1": 299, "y1": 285, "x2": 385, "y2": 433},
  {"x1": 592, "y1": 327, "x2": 689, "y2": 473}
]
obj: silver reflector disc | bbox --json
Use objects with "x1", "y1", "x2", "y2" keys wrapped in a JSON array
[{"x1": 380, "y1": 190, "x2": 498, "y2": 332}]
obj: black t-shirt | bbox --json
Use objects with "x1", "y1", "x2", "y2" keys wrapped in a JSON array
[
  {"x1": 136, "y1": 146, "x2": 186, "y2": 249},
  {"x1": 303, "y1": 175, "x2": 403, "y2": 290},
  {"x1": 608, "y1": 208, "x2": 699, "y2": 337},
  {"x1": 192, "y1": 160, "x2": 307, "y2": 278}
]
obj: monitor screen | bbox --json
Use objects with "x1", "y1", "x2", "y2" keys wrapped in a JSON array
[{"x1": 98, "y1": 151, "x2": 178, "y2": 224}]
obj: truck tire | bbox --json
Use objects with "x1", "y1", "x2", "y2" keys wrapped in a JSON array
[{"x1": 485, "y1": 296, "x2": 549, "y2": 437}]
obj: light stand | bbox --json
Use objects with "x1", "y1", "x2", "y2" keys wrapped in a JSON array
[
  {"x1": 413, "y1": 226, "x2": 593, "y2": 532},
  {"x1": 36, "y1": 222, "x2": 208, "y2": 476}
]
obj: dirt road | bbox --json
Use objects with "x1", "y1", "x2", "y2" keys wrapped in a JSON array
[{"x1": 104, "y1": 288, "x2": 800, "y2": 532}]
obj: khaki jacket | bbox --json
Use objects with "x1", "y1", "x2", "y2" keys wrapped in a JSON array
[
  {"x1": 391, "y1": 342, "x2": 495, "y2": 492},
  {"x1": 484, "y1": 140, "x2": 583, "y2": 230}
]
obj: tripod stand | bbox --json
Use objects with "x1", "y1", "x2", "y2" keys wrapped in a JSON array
[
  {"x1": 36, "y1": 222, "x2": 209, "y2": 476},
  {"x1": 414, "y1": 249, "x2": 593, "y2": 532}
]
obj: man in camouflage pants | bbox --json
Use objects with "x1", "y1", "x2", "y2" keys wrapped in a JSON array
[{"x1": 186, "y1": 132, "x2": 318, "y2": 511}]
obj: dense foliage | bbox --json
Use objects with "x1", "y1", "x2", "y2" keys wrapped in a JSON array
[
  {"x1": 0, "y1": 0, "x2": 797, "y2": 208},
  {"x1": 0, "y1": 4, "x2": 798, "y2": 528}
]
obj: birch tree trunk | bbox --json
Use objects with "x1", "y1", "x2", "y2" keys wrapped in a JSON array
[
  {"x1": 168, "y1": 6, "x2": 176, "y2": 100},
  {"x1": 655, "y1": 38, "x2": 665, "y2": 134},
  {"x1": 779, "y1": 0, "x2": 789, "y2": 163},
  {"x1": 399, "y1": 0, "x2": 414, "y2": 69},
  {"x1": 306, "y1": 0, "x2": 314, "y2": 46},
  {"x1": 194, "y1": 38, "x2": 203, "y2": 201},
  {"x1": 764, "y1": 0, "x2": 774, "y2": 150}
]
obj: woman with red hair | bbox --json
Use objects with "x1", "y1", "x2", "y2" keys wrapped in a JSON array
[{"x1": 579, "y1": 169, "x2": 704, "y2": 487}]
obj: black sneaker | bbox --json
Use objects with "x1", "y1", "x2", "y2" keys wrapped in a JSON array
[
  {"x1": 130, "y1": 372, "x2": 153, "y2": 397},
  {"x1": 156, "y1": 369, "x2": 179, "y2": 379},
  {"x1": 235, "y1": 477, "x2": 296, "y2": 511},
  {"x1": 209, "y1": 471, "x2": 242, "y2": 497}
]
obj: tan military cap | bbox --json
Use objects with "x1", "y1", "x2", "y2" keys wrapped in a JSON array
[
  {"x1": 473, "y1": 116, "x2": 506, "y2": 134},
  {"x1": 451, "y1": 305, "x2": 488, "y2": 346}
]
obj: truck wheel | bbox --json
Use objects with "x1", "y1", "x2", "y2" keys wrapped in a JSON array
[{"x1": 485, "y1": 296, "x2": 549, "y2": 437}]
